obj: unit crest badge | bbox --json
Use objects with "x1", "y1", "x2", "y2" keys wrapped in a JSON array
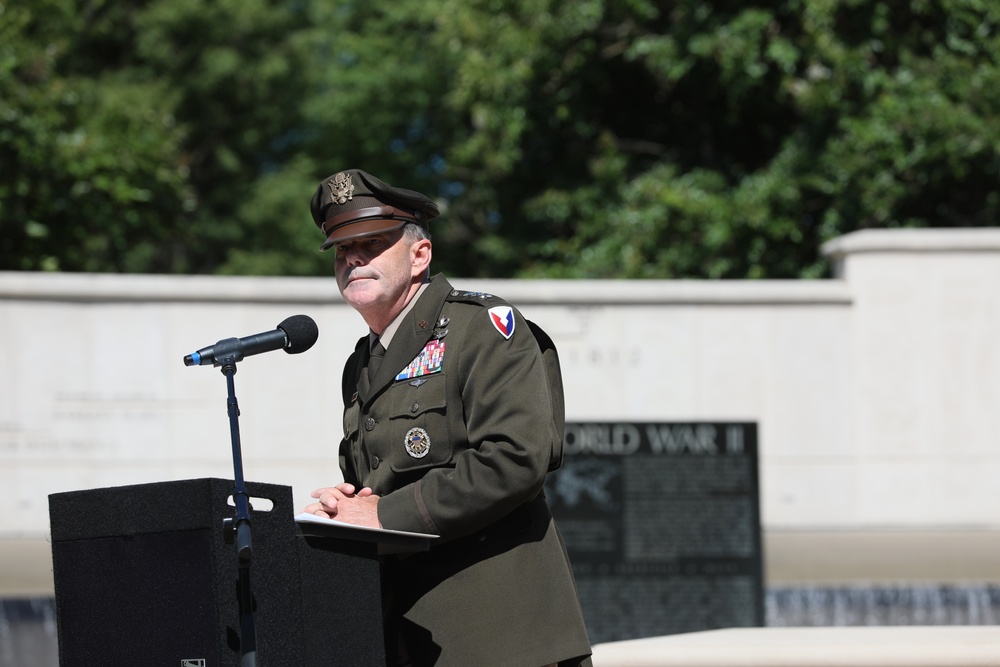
[{"x1": 404, "y1": 427, "x2": 431, "y2": 459}]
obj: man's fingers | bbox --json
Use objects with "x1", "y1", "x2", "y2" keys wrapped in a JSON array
[
  {"x1": 306, "y1": 483, "x2": 372, "y2": 515},
  {"x1": 300, "y1": 501, "x2": 332, "y2": 517}
]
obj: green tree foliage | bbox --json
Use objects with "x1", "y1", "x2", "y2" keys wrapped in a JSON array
[
  {"x1": 425, "y1": 0, "x2": 1000, "y2": 278},
  {"x1": 0, "y1": 0, "x2": 319, "y2": 274},
  {"x1": 2, "y1": 0, "x2": 999, "y2": 278}
]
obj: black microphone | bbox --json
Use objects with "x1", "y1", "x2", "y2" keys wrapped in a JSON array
[{"x1": 183, "y1": 314, "x2": 319, "y2": 367}]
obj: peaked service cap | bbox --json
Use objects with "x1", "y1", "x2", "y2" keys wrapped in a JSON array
[{"x1": 310, "y1": 169, "x2": 439, "y2": 251}]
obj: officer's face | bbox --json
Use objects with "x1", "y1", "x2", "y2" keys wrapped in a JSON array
[{"x1": 333, "y1": 229, "x2": 429, "y2": 322}]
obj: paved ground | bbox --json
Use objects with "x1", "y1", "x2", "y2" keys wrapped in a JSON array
[{"x1": 591, "y1": 626, "x2": 1000, "y2": 666}]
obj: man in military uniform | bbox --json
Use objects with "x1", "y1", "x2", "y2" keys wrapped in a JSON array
[{"x1": 302, "y1": 169, "x2": 592, "y2": 666}]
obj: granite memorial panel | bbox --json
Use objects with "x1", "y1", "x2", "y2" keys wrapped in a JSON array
[{"x1": 545, "y1": 422, "x2": 763, "y2": 644}]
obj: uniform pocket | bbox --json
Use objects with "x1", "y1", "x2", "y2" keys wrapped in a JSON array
[{"x1": 385, "y1": 373, "x2": 453, "y2": 472}]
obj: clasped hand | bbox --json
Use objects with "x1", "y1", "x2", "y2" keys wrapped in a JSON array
[{"x1": 303, "y1": 483, "x2": 382, "y2": 528}]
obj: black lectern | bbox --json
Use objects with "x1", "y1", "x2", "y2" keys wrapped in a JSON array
[{"x1": 48, "y1": 478, "x2": 432, "y2": 667}]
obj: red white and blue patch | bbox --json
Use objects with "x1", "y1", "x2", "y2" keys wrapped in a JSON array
[{"x1": 488, "y1": 306, "x2": 515, "y2": 339}]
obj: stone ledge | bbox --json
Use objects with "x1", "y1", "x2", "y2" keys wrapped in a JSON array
[
  {"x1": 592, "y1": 626, "x2": 1000, "y2": 667},
  {"x1": 0, "y1": 271, "x2": 852, "y2": 306},
  {"x1": 0, "y1": 538, "x2": 53, "y2": 597},
  {"x1": 765, "y1": 529, "x2": 1000, "y2": 585},
  {"x1": 822, "y1": 228, "x2": 1000, "y2": 258}
]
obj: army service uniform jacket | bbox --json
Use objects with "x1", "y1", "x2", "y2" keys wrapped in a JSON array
[{"x1": 338, "y1": 274, "x2": 591, "y2": 667}]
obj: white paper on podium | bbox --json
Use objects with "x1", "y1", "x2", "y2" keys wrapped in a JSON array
[
  {"x1": 294, "y1": 513, "x2": 437, "y2": 555},
  {"x1": 294, "y1": 513, "x2": 437, "y2": 540}
]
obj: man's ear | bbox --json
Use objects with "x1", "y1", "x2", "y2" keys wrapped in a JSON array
[{"x1": 411, "y1": 238, "x2": 432, "y2": 277}]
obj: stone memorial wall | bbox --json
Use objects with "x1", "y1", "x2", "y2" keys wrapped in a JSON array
[
  {"x1": 3, "y1": 228, "x2": 1000, "y2": 600},
  {"x1": 547, "y1": 422, "x2": 762, "y2": 643}
]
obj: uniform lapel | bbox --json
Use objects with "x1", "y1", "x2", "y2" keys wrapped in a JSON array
[
  {"x1": 365, "y1": 275, "x2": 453, "y2": 399},
  {"x1": 356, "y1": 337, "x2": 374, "y2": 403}
]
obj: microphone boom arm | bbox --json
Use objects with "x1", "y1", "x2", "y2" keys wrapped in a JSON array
[{"x1": 218, "y1": 355, "x2": 258, "y2": 666}]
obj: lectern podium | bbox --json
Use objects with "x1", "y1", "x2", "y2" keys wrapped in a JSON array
[{"x1": 48, "y1": 478, "x2": 433, "y2": 667}]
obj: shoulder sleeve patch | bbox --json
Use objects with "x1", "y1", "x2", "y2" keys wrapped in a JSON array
[
  {"x1": 487, "y1": 306, "x2": 515, "y2": 339},
  {"x1": 446, "y1": 288, "x2": 517, "y2": 337}
]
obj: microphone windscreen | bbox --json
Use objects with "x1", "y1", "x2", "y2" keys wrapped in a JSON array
[{"x1": 277, "y1": 315, "x2": 319, "y2": 354}]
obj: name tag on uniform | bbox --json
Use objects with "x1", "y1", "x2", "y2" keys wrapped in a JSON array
[{"x1": 396, "y1": 340, "x2": 445, "y2": 381}]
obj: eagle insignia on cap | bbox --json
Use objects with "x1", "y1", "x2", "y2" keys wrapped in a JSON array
[
  {"x1": 327, "y1": 172, "x2": 355, "y2": 205},
  {"x1": 404, "y1": 427, "x2": 430, "y2": 458}
]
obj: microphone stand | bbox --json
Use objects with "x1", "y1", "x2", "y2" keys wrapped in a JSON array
[{"x1": 215, "y1": 340, "x2": 258, "y2": 667}]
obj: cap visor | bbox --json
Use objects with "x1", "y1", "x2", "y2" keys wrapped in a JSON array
[{"x1": 320, "y1": 219, "x2": 408, "y2": 251}]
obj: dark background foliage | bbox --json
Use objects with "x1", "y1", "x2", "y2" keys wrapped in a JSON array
[{"x1": 2, "y1": 0, "x2": 998, "y2": 278}]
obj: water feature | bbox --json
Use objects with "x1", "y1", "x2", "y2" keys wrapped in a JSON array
[
  {"x1": 767, "y1": 584, "x2": 1000, "y2": 627},
  {"x1": 0, "y1": 599, "x2": 57, "y2": 667},
  {"x1": 3, "y1": 585, "x2": 1000, "y2": 665}
]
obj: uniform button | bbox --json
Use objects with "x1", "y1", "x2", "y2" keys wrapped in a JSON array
[
  {"x1": 371, "y1": 456, "x2": 380, "y2": 469},
  {"x1": 364, "y1": 417, "x2": 376, "y2": 431},
  {"x1": 410, "y1": 402, "x2": 419, "y2": 413}
]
